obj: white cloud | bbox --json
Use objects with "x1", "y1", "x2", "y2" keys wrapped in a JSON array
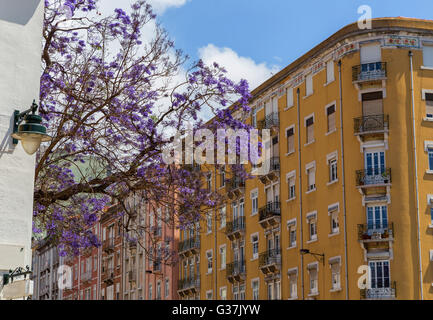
[
  {"x1": 147, "y1": 0, "x2": 189, "y2": 14},
  {"x1": 198, "y1": 44, "x2": 280, "y2": 90}
]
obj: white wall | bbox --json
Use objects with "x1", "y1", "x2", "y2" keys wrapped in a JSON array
[{"x1": 0, "y1": 0, "x2": 44, "y2": 272}]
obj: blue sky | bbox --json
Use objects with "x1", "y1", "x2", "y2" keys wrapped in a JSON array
[{"x1": 104, "y1": 0, "x2": 433, "y2": 89}]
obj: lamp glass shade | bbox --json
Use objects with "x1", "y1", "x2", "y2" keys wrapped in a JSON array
[{"x1": 19, "y1": 133, "x2": 44, "y2": 155}]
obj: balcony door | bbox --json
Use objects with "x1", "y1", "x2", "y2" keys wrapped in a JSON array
[
  {"x1": 361, "y1": 43, "x2": 381, "y2": 64},
  {"x1": 364, "y1": 150, "x2": 385, "y2": 184},
  {"x1": 367, "y1": 205, "x2": 388, "y2": 233},
  {"x1": 369, "y1": 260, "x2": 390, "y2": 290},
  {"x1": 362, "y1": 91, "x2": 383, "y2": 117}
]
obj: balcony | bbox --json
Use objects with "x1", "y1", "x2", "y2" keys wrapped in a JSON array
[
  {"x1": 128, "y1": 270, "x2": 137, "y2": 283},
  {"x1": 225, "y1": 177, "x2": 245, "y2": 200},
  {"x1": 152, "y1": 226, "x2": 162, "y2": 239},
  {"x1": 102, "y1": 267, "x2": 114, "y2": 284},
  {"x1": 178, "y1": 238, "x2": 200, "y2": 257},
  {"x1": 361, "y1": 281, "x2": 396, "y2": 300},
  {"x1": 358, "y1": 222, "x2": 394, "y2": 242},
  {"x1": 225, "y1": 217, "x2": 246, "y2": 241},
  {"x1": 226, "y1": 260, "x2": 246, "y2": 283},
  {"x1": 178, "y1": 276, "x2": 200, "y2": 297},
  {"x1": 354, "y1": 114, "x2": 389, "y2": 139},
  {"x1": 258, "y1": 112, "x2": 279, "y2": 132},
  {"x1": 81, "y1": 271, "x2": 92, "y2": 283},
  {"x1": 259, "y1": 249, "x2": 281, "y2": 274},
  {"x1": 153, "y1": 260, "x2": 162, "y2": 272},
  {"x1": 352, "y1": 62, "x2": 387, "y2": 83},
  {"x1": 356, "y1": 168, "x2": 391, "y2": 194},
  {"x1": 102, "y1": 238, "x2": 115, "y2": 253},
  {"x1": 259, "y1": 157, "x2": 280, "y2": 184},
  {"x1": 258, "y1": 202, "x2": 281, "y2": 228}
]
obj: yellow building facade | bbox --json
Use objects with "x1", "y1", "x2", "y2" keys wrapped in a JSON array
[{"x1": 178, "y1": 18, "x2": 433, "y2": 300}]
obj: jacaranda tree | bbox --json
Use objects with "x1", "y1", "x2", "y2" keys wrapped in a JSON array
[{"x1": 33, "y1": 0, "x2": 251, "y2": 258}]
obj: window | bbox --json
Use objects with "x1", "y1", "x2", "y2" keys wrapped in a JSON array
[
  {"x1": 252, "y1": 108, "x2": 257, "y2": 128},
  {"x1": 206, "y1": 211, "x2": 212, "y2": 233},
  {"x1": 220, "y1": 206, "x2": 226, "y2": 229},
  {"x1": 267, "y1": 282, "x2": 273, "y2": 300},
  {"x1": 286, "y1": 171, "x2": 296, "y2": 200},
  {"x1": 326, "y1": 60, "x2": 335, "y2": 83},
  {"x1": 149, "y1": 283, "x2": 153, "y2": 300},
  {"x1": 240, "y1": 284, "x2": 246, "y2": 300},
  {"x1": 306, "y1": 116, "x2": 314, "y2": 144},
  {"x1": 252, "y1": 279, "x2": 259, "y2": 300},
  {"x1": 327, "y1": 153, "x2": 338, "y2": 183},
  {"x1": 423, "y1": 44, "x2": 433, "y2": 68},
  {"x1": 93, "y1": 256, "x2": 97, "y2": 271},
  {"x1": 366, "y1": 205, "x2": 388, "y2": 231},
  {"x1": 220, "y1": 246, "x2": 226, "y2": 270},
  {"x1": 93, "y1": 284, "x2": 97, "y2": 300},
  {"x1": 220, "y1": 166, "x2": 225, "y2": 187},
  {"x1": 220, "y1": 287, "x2": 227, "y2": 300},
  {"x1": 206, "y1": 173, "x2": 212, "y2": 192},
  {"x1": 326, "y1": 104, "x2": 336, "y2": 132},
  {"x1": 425, "y1": 92, "x2": 433, "y2": 119},
  {"x1": 251, "y1": 190, "x2": 258, "y2": 215},
  {"x1": 206, "y1": 250, "x2": 213, "y2": 274},
  {"x1": 156, "y1": 281, "x2": 161, "y2": 300},
  {"x1": 307, "y1": 212, "x2": 317, "y2": 241},
  {"x1": 308, "y1": 264, "x2": 319, "y2": 295},
  {"x1": 369, "y1": 260, "x2": 390, "y2": 290},
  {"x1": 288, "y1": 269, "x2": 298, "y2": 299},
  {"x1": 206, "y1": 291, "x2": 213, "y2": 300},
  {"x1": 116, "y1": 282, "x2": 120, "y2": 300},
  {"x1": 233, "y1": 285, "x2": 239, "y2": 300},
  {"x1": 165, "y1": 278, "x2": 169, "y2": 298},
  {"x1": 306, "y1": 162, "x2": 316, "y2": 192},
  {"x1": 328, "y1": 204, "x2": 340, "y2": 235},
  {"x1": 330, "y1": 258, "x2": 341, "y2": 291},
  {"x1": 287, "y1": 219, "x2": 296, "y2": 248},
  {"x1": 306, "y1": 74, "x2": 313, "y2": 96},
  {"x1": 251, "y1": 233, "x2": 259, "y2": 260},
  {"x1": 286, "y1": 87, "x2": 294, "y2": 108},
  {"x1": 360, "y1": 43, "x2": 381, "y2": 64},
  {"x1": 429, "y1": 148, "x2": 433, "y2": 171},
  {"x1": 286, "y1": 127, "x2": 295, "y2": 154}
]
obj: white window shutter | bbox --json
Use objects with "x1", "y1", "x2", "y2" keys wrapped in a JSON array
[
  {"x1": 424, "y1": 45, "x2": 433, "y2": 68},
  {"x1": 327, "y1": 60, "x2": 334, "y2": 83}
]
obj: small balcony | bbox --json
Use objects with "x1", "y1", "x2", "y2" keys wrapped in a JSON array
[
  {"x1": 258, "y1": 112, "x2": 279, "y2": 131},
  {"x1": 358, "y1": 222, "x2": 394, "y2": 242},
  {"x1": 225, "y1": 217, "x2": 246, "y2": 241},
  {"x1": 177, "y1": 276, "x2": 200, "y2": 297},
  {"x1": 259, "y1": 249, "x2": 281, "y2": 274},
  {"x1": 259, "y1": 157, "x2": 280, "y2": 184},
  {"x1": 128, "y1": 270, "x2": 137, "y2": 283},
  {"x1": 102, "y1": 267, "x2": 114, "y2": 284},
  {"x1": 226, "y1": 260, "x2": 246, "y2": 283},
  {"x1": 178, "y1": 238, "x2": 200, "y2": 257},
  {"x1": 81, "y1": 271, "x2": 92, "y2": 283},
  {"x1": 102, "y1": 238, "x2": 115, "y2": 253},
  {"x1": 356, "y1": 168, "x2": 391, "y2": 194},
  {"x1": 352, "y1": 62, "x2": 387, "y2": 83},
  {"x1": 360, "y1": 281, "x2": 396, "y2": 300},
  {"x1": 225, "y1": 177, "x2": 245, "y2": 200},
  {"x1": 153, "y1": 260, "x2": 162, "y2": 272},
  {"x1": 258, "y1": 202, "x2": 281, "y2": 229},
  {"x1": 354, "y1": 114, "x2": 389, "y2": 139},
  {"x1": 152, "y1": 226, "x2": 162, "y2": 239}
]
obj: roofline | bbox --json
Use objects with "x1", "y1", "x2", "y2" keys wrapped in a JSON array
[{"x1": 250, "y1": 17, "x2": 433, "y2": 99}]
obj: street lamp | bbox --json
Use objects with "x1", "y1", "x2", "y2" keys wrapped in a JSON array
[
  {"x1": 300, "y1": 249, "x2": 325, "y2": 265},
  {"x1": 11, "y1": 100, "x2": 51, "y2": 155}
]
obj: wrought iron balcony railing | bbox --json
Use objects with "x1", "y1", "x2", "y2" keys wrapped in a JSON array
[
  {"x1": 259, "y1": 248, "x2": 281, "y2": 268},
  {"x1": 178, "y1": 238, "x2": 200, "y2": 253},
  {"x1": 361, "y1": 281, "x2": 396, "y2": 299},
  {"x1": 102, "y1": 238, "x2": 115, "y2": 252},
  {"x1": 226, "y1": 260, "x2": 246, "y2": 278},
  {"x1": 128, "y1": 270, "x2": 137, "y2": 282},
  {"x1": 226, "y1": 217, "x2": 246, "y2": 235},
  {"x1": 259, "y1": 202, "x2": 281, "y2": 222},
  {"x1": 81, "y1": 271, "x2": 92, "y2": 282},
  {"x1": 354, "y1": 114, "x2": 389, "y2": 135},
  {"x1": 152, "y1": 226, "x2": 162, "y2": 238},
  {"x1": 225, "y1": 177, "x2": 245, "y2": 192},
  {"x1": 258, "y1": 112, "x2": 279, "y2": 130},
  {"x1": 178, "y1": 276, "x2": 201, "y2": 291},
  {"x1": 352, "y1": 62, "x2": 387, "y2": 82},
  {"x1": 153, "y1": 260, "x2": 161, "y2": 272},
  {"x1": 356, "y1": 168, "x2": 391, "y2": 186},
  {"x1": 358, "y1": 222, "x2": 394, "y2": 241}
]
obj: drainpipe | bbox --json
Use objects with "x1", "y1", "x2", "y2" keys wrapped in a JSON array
[
  {"x1": 409, "y1": 51, "x2": 424, "y2": 300},
  {"x1": 296, "y1": 88, "x2": 305, "y2": 300},
  {"x1": 338, "y1": 60, "x2": 349, "y2": 300},
  {"x1": 214, "y1": 167, "x2": 218, "y2": 300}
]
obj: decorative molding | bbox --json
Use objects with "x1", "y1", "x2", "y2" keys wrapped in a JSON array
[{"x1": 384, "y1": 35, "x2": 420, "y2": 48}]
